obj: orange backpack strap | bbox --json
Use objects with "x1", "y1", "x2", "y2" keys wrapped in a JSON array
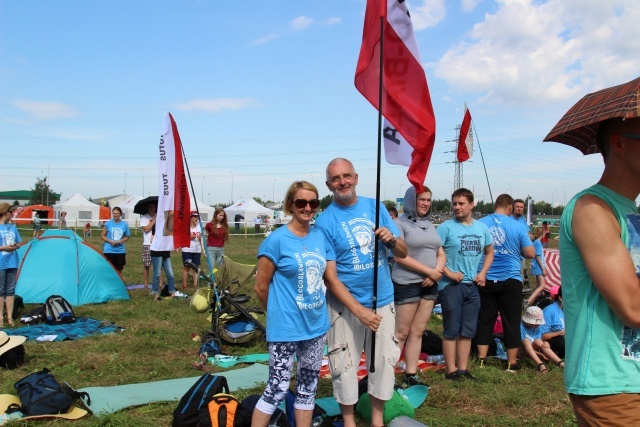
[{"x1": 201, "y1": 393, "x2": 239, "y2": 427}]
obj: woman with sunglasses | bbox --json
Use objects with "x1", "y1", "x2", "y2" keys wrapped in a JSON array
[{"x1": 252, "y1": 181, "x2": 334, "y2": 427}]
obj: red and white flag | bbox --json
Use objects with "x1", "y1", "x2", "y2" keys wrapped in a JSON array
[
  {"x1": 151, "y1": 113, "x2": 191, "y2": 251},
  {"x1": 457, "y1": 104, "x2": 473, "y2": 162},
  {"x1": 355, "y1": 0, "x2": 436, "y2": 193}
]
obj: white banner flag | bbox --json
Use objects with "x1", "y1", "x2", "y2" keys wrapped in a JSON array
[{"x1": 150, "y1": 113, "x2": 190, "y2": 251}]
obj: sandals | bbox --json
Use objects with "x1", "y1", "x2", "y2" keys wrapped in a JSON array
[
  {"x1": 537, "y1": 363, "x2": 549, "y2": 373},
  {"x1": 556, "y1": 360, "x2": 565, "y2": 368}
]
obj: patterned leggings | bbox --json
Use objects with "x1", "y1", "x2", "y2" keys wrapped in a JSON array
[{"x1": 255, "y1": 335, "x2": 326, "y2": 415}]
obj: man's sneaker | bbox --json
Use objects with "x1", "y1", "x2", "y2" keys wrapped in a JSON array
[
  {"x1": 457, "y1": 370, "x2": 476, "y2": 381},
  {"x1": 506, "y1": 362, "x2": 522, "y2": 373},
  {"x1": 402, "y1": 374, "x2": 429, "y2": 388},
  {"x1": 444, "y1": 371, "x2": 460, "y2": 381}
]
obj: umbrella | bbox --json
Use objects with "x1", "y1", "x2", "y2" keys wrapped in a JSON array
[
  {"x1": 133, "y1": 196, "x2": 158, "y2": 215},
  {"x1": 544, "y1": 76, "x2": 640, "y2": 154}
]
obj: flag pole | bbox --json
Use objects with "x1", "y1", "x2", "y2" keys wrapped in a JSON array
[
  {"x1": 180, "y1": 143, "x2": 215, "y2": 277},
  {"x1": 369, "y1": 13, "x2": 385, "y2": 374},
  {"x1": 471, "y1": 119, "x2": 494, "y2": 205}
]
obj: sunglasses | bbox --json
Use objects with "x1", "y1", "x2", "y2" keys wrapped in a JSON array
[
  {"x1": 620, "y1": 134, "x2": 640, "y2": 139},
  {"x1": 293, "y1": 199, "x2": 320, "y2": 209}
]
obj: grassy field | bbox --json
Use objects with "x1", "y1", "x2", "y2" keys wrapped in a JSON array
[{"x1": 1, "y1": 227, "x2": 575, "y2": 426}]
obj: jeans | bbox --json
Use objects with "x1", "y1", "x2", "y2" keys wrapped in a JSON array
[
  {"x1": 207, "y1": 247, "x2": 225, "y2": 268},
  {"x1": 151, "y1": 256, "x2": 175, "y2": 295},
  {"x1": 0, "y1": 268, "x2": 17, "y2": 297}
]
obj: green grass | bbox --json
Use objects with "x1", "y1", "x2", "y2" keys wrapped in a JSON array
[{"x1": 1, "y1": 227, "x2": 574, "y2": 426}]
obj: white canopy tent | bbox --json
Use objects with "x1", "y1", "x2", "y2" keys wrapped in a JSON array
[
  {"x1": 118, "y1": 196, "x2": 143, "y2": 225},
  {"x1": 53, "y1": 193, "x2": 101, "y2": 227},
  {"x1": 224, "y1": 198, "x2": 274, "y2": 224},
  {"x1": 191, "y1": 198, "x2": 215, "y2": 222}
]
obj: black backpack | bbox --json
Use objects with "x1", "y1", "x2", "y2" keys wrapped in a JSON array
[
  {"x1": 0, "y1": 345, "x2": 25, "y2": 370},
  {"x1": 7, "y1": 368, "x2": 91, "y2": 416},
  {"x1": 44, "y1": 295, "x2": 76, "y2": 325},
  {"x1": 421, "y1": 329, "x2": 443, "y2": 356},
  {"x1": 12, "y1": 295, "x2": 25, "y2": 320},
  {"x1": 172, "y1": 374, "x2": 229, "y2": 426}
]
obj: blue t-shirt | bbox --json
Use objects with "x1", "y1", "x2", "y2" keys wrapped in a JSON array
[
  {"x1": 0, "y1": 223, "x2": 22, "y2": 270},
  {"x1": 521, "y1": 323, "x2": 542, "y2": 342},
  {"x1": 258, "y1": 225, "x2": 334, "y2": 342},
  {"x1": 102, "y1": 220, "x2": 131, "y2": 254},
  {"x1": 479, "y1": 214, "x2": 533, "y2": 281},
  {"x1": 539, "y1": 302, "x2": 564, "y2": 335},
  {"x1": 511, "y1": 215, "x2": 528, "y2": 228},
  {"x1": 531, "y1": 239, "x2": 545, "y2": 275},
  {"x1": 436, "y1": 219, "x2": 492, "y2": 290},
  {"x1": 315, "y1": 197, "x2": 399, "y2": 308}
]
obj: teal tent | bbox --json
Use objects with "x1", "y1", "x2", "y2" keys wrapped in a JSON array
[{"x1": 16, "y1": 230, "x2": 130, "y2": 306}]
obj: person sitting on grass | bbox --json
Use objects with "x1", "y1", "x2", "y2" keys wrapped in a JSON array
[
  {"x1": 540, "y1": 286, "x2": 565, "y2": 358},
  {"x1": 519, "y1": 306, "x2": 564, "y2": 373}
]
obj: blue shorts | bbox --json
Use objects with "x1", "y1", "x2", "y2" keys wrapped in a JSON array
[
  {"x1": 182, "y1": 252, "x2": 201, "y2": 267},
  {"x1": 393, "y1": 281, "x2": 437, "y2": 305},
  {"x1": 0, "y1": 268, "x2": 18, "y2": 297},
  {"x1": 438, "y1": 282, "x2": 480, "y2": 340}
]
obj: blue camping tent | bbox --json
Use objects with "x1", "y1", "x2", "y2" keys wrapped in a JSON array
[{"x1": 16, "y1": 230, "x2": 130, "y2": 306}]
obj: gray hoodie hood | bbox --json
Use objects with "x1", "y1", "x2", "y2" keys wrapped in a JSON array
[{"x1": 402, "y1": 185, "x2": 430, "y2": 222}]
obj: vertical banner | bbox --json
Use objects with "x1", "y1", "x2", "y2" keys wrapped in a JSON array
[{"x1": 151, "y1": 112, "x2": 191, "y2": 251}]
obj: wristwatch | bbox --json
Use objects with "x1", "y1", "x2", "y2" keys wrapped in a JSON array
[{"x1": 384, "y1": 235, "x2": 397, "y2": 249}]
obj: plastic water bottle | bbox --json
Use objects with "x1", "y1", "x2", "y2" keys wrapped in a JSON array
[{"x1": 426, "y1": 354, "x2": 445, "y2": 363}]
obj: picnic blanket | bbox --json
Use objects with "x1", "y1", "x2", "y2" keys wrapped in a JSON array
[
  {"x1": 79, "y1": 363, "x2": 269, "y2": 415},
  {"x1": 319, "y1": 352, "x2": 443, "y2": 381},
  {"x1": 6, "y1": 318, "x2": 123, "y2": 342}
]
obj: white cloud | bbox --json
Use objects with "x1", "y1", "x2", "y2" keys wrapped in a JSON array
[
  {"x1": 174, "y1": 98, "x2": 261, "y2": 113},
  {"x1": 325, "y1": 17, "x2": 341, "y2": 25},
  {"x1": 432, "y1": 0, "x2": 640, "y2": 105},
  {"x1": 251, "y1": 34, "x2": 280, "y2": 46},
  {"x1": 411, "y1": 0, "x2": 447, "y2": 30},
  {"x1": 291, "y1": 16, "x2": 313, "y2": 30},
  {"x1": 11, "y1": 99, "x2": 78, "y2": 121},
  {"x1": 461, "y1": 0, "x2": 482, "y2": 12}
]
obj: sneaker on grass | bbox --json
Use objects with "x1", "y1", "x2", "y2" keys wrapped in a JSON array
[
  {"x1": 402, "y1": 374, "x2": 429, "y2": 388},
  {"x1": 444, "y1": 371, "x2": 460, "y2": 381},
  {"x1": 506, "y1": 362, "x2": 522, "y2": 372},
  {"x1": 457, "y1": 370, "x2": 476, "y2": 381}
]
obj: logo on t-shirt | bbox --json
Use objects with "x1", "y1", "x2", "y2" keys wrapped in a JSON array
[
  {"x1": 458, "y1": 234, "x2": 483, "y2": 256},
  {"x1": 111, "y1": 227, "x2": 124, "y2": 241},
  {"x1": 295, "y1": 251, "x2": 326, "y2": 310},
  {"x1": 1, "y1": 228, "x2": 16, "y2": 255}
]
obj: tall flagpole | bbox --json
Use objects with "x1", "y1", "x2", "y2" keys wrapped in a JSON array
[
  {"x1": 471, "y1": 120, "x2": 494, "y2": 206},
  {"x1": 369, "y1": 13, "x2": 385, "y2": 374},
  {"x1": 180, "y1": 143, "x2": 214, "y2": 276}
]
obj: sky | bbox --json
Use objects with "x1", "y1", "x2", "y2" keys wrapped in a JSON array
[{"x1": 1, "y1": 0, "x2": 639, "y2": 208}]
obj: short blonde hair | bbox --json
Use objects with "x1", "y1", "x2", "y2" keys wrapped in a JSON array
[{"x1": 284, "y1": 181, "x2": 319, "y2": 215}]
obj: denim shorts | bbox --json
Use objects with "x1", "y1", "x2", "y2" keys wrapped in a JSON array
[
  {"x1": 0, "y1": 268, "x2": 18, "y2": 297},
  {"x1": 393, "y1": 281, "x2": 437, "y2": 305},
  {"x1": 182, "y1": 252, "x2": 201, "y2": 267},
  {"x1": 438, "y1": 282, "x2": 480, "y2": 340}
]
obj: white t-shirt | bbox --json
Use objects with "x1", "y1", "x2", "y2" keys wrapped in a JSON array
[
  {"x1": 183, "y1": 225, "x2": 203, "y2": 253},
  {"x1": 140, "y1": 214, "x2": 155, "y2": 246}
]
